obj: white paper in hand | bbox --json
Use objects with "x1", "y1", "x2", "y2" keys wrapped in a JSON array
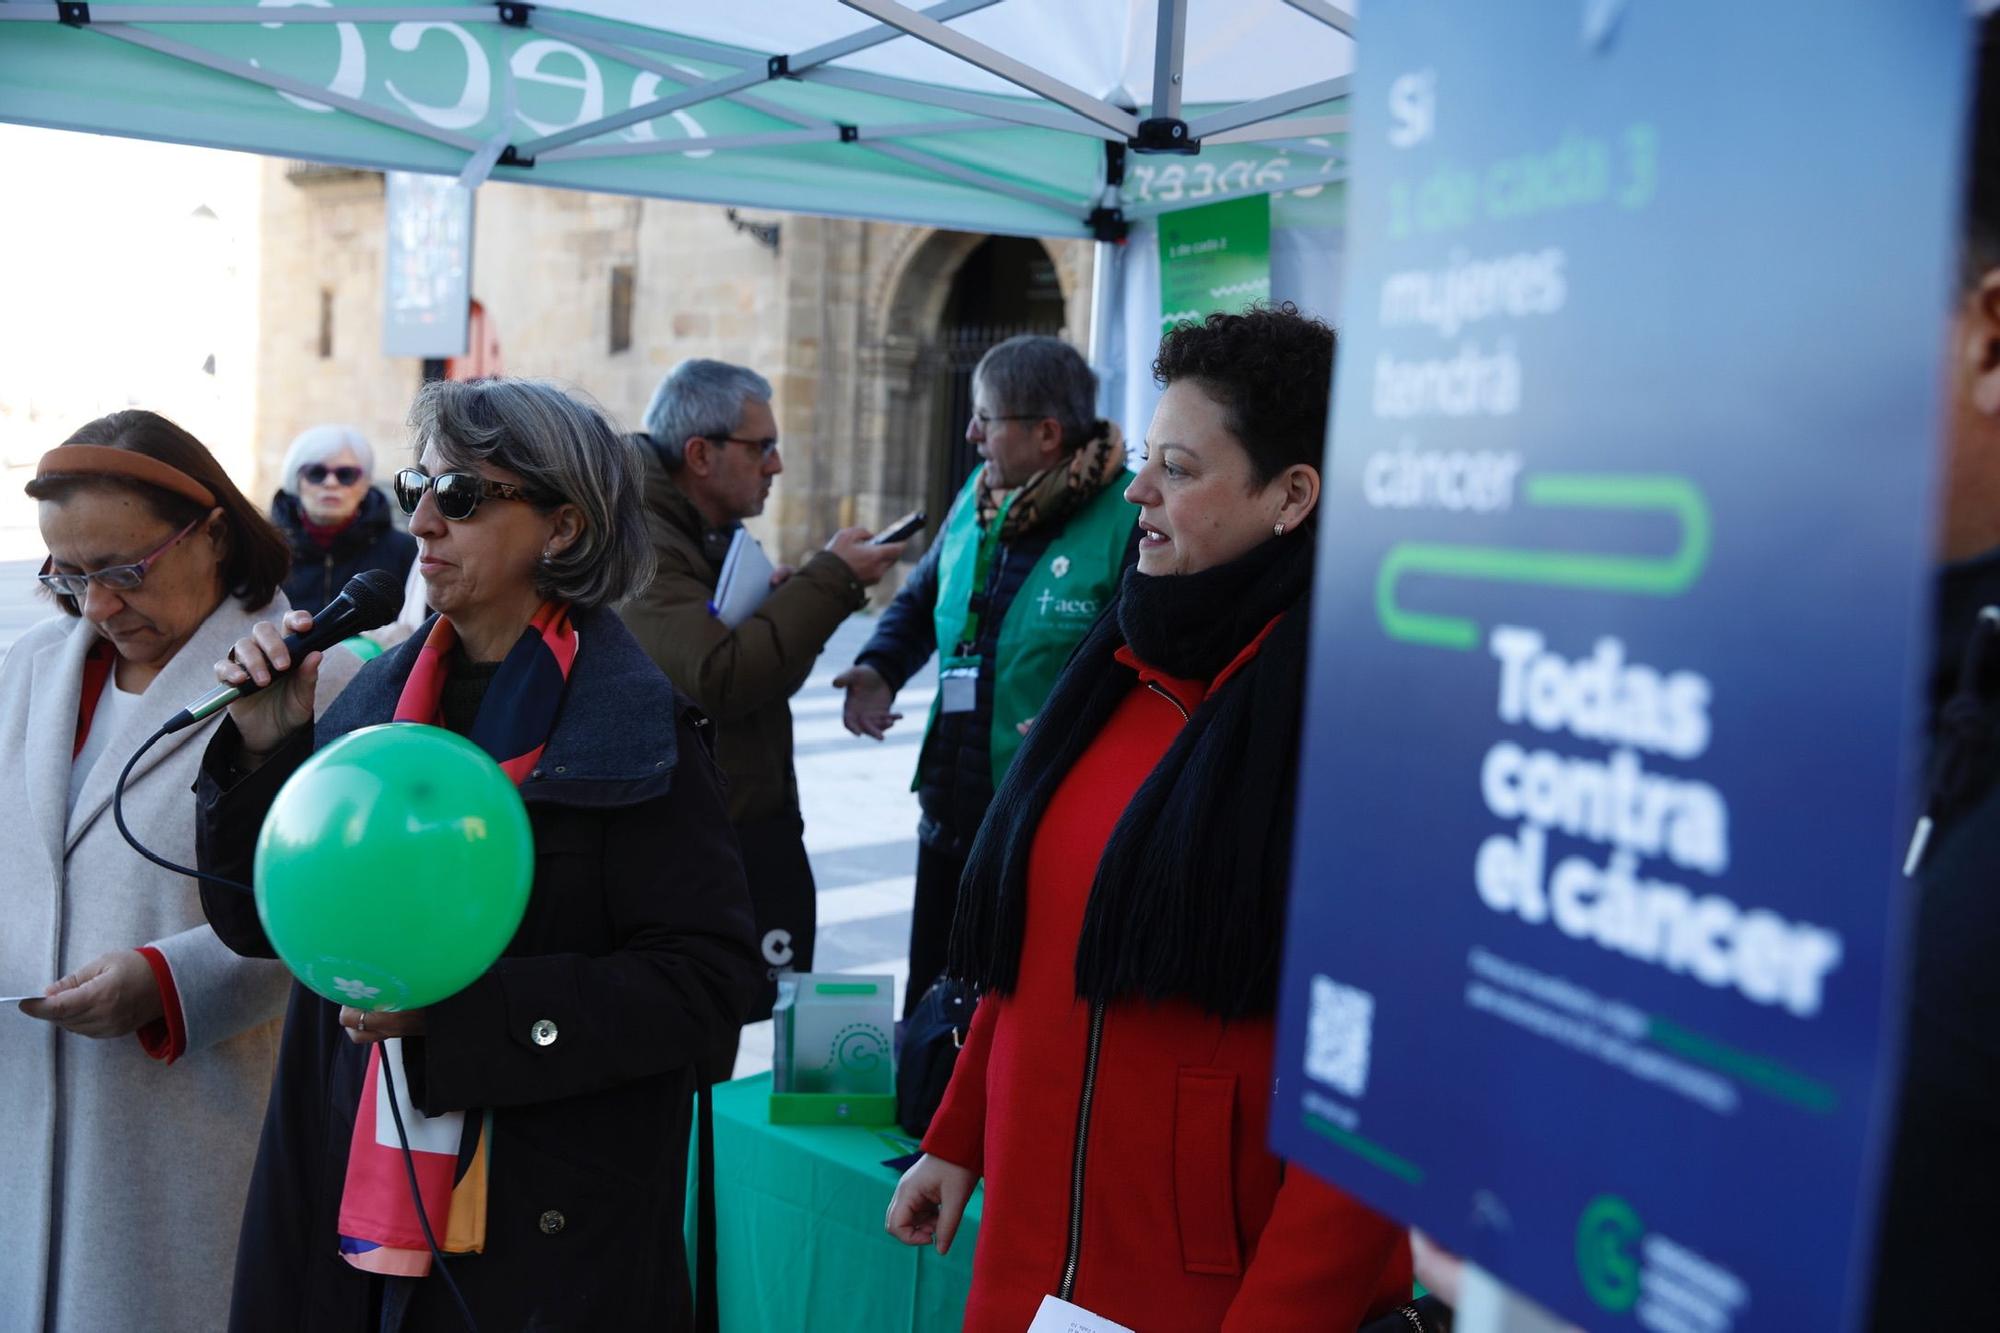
[
  {"x1": 1025, "y1": 1295, "x2": 1135, "y2": 1333},
  {"x1": 709, "y1": 529, "x2": 775, "y2": 628}
]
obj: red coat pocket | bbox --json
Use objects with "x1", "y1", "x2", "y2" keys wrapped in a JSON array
[{"x1": 1173, "y1": 1067, "x2": 1243, "y2": 1276}]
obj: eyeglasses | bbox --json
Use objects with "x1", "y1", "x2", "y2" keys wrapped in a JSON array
[
  {"x1": 39, "y1": 517, "x2": 202, "y2": 598},
  {"x1": 393, "y1": 468, "x2": 539, "y2": 521},
  {"x1": 301, "y1": 464, "x2": 365, "y2": 487},
  {"x1": 970, "y1": 412, "x2": 1039, "y2": 429},
  {"x1": 705, "y1": 434, "x2": 781, "y2": 460}
]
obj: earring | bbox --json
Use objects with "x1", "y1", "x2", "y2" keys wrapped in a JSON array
[{"x1": 1273, "y1": 522, "x2": 1286, "y2": 537}]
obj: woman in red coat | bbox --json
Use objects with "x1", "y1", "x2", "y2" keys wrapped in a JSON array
[{"x1": 887, "y1": 305, "x2": 1410, "y2": 1330}]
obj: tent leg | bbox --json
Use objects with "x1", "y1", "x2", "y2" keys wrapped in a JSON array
[{"x1": 1088, "y1": 238, "x2": 1124, "y2": 425}]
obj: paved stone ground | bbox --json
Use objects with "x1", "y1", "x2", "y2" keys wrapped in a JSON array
[{"x1": 0, "y1": 570, "x2": 929, "y2": 1081}]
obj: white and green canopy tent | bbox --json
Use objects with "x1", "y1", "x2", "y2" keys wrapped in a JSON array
[{"x1": 0, "y1": 0, "x2": 1354, "y2": 420}]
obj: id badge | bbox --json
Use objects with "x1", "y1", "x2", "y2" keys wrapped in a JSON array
[
  {"x1": 1026, "y1": 1295, "x2": 1135, "y2": 1333},
  {"x1": 940, "y1": 655, "x2": 980, "y2": 714}
]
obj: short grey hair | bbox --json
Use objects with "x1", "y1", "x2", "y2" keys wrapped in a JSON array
[
  {"x1": 407, "y1": 378, "x2": 655, "y2": 611},
  {"x1": 973, "y1": 336, "x2": 1099, "y2": 449},
  {"x1": 641, "y1": 358, "x2": 774, "y2": 468},
  {"x1": 279, "y1": 424, "x2": 374, "y2": 495}
]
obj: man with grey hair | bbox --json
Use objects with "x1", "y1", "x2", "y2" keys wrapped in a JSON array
[
  {"x1": 622, "y1": 358, "x2": 905, "y2": 1080},
  {"x1": 836, "y1": 334, "x2": 1138, "y2": 1017}
]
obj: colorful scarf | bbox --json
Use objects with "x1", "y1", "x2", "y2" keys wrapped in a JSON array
[
  {"x1": 336, "y1": 601, "x2": 578, "y2": 1277},
  {"x1": 975, "y1": 420, "x2": 1127, "y2": 540}
]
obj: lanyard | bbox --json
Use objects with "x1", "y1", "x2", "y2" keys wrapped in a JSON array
[{"x1": 955, "y1": 492, "x2": 1016, "y2": 655}]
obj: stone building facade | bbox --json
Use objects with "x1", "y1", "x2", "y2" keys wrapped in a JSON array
[{"x1": 255, "y1": 159, "x2": 1094, "y2": 583}]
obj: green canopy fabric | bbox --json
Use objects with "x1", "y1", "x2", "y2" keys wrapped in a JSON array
[{"x1": 0, "y1": 0, "x2": 1352, "y2": 240}]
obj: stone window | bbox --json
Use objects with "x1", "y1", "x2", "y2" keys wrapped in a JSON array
[{"x1": 609, "y1": 265, "x2": 635, "y2": 355}]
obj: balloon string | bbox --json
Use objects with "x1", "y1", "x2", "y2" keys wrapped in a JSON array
[{"x1": 114, "y1": 724, "x2": 254, "y2": 895}]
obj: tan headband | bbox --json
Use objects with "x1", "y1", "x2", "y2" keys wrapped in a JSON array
[{"x1": 34, "y1": 444, "x2": 217, "y2": 509}]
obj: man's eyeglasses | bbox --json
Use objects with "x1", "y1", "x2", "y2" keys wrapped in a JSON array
[
  {"x1": 970, "y1": 412, "x2": 1039, "y2": 429},
  {"x1": 39, "y1": 517, "x2": 202, "y2": 598},
  {"x1": 393, "y1": 468, "x2": 539, "y2": 522},
  {"x1": 705, "y1": 434, "x2": 781, "y2": 460},
  {"x1": 301, "y1": 463, "x2": 366, "y2": 487}
]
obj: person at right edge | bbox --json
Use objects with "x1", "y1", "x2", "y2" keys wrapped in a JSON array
[
  {"x1": 1868, "y1": 15, "x2": 2000, "y2": 1328},
  {"x1": 836, "y1": 335, "x2": 1138, "y2": 1015},
  {"x1": 885, "y1": 305, "x2": 1410, "y2": 1330}
]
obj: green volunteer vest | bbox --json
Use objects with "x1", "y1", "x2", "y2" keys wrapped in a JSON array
[{"x1": 922, "y1": 466, "x2": 1139, "y2": 791}]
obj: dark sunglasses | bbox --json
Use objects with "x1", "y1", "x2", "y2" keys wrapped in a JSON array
[
  {"x1": 301, "y1": 463, "x2": 365, "y2": 487},
  {"x1": 393, "y1": 468, "x2": 538, "y2": 521}
]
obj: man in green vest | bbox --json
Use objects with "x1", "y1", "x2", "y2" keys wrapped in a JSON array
[{"x1": 835, "y1": 335, "x2": 1139, "y2": 1015}]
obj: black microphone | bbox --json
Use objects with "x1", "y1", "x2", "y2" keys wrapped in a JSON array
[{"x1": 162, "y1": 568, "x2": 405, "y2": 734}]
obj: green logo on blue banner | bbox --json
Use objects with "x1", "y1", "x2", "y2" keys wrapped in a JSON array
[{"x1": 1575, "y1": 1193, "x2": 1643, "y2": 1312}]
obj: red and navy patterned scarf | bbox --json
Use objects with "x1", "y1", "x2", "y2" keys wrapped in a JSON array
[{"x1": 337, "y1": 601, "x2": 577, "y2": 1276}]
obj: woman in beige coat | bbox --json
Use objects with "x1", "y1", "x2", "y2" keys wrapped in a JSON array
[{"x1": 0, "y1": 411, "x2": 295, "y2": 1333}]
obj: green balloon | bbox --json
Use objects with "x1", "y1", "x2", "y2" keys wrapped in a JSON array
[{"x1": 254, "y1": 723, "x2": 534, "y2": 1012}]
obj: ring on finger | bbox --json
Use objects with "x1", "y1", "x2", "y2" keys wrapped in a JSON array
[{"x1": 357, "y1": 1012, "x2": 366, "y2": 1032}]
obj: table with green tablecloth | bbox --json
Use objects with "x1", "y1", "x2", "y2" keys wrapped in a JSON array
[{"x1": 693, "y1": 1073, "x2": 981, "y2": 1332}]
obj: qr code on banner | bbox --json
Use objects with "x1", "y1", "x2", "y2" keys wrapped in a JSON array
[{"x1": 1306, "y1": 975, "x2": 1373, "y2": 1098}]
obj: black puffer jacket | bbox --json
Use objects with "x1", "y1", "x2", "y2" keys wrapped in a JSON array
[
  {"x1": 272, "y1": 487, "x2": 417, "y2": 616},
  {"x1": 857, "y1": 524, "x2": 1138, "y2": 856}
]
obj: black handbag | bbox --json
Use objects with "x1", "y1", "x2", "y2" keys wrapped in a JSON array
[{"x1": 895, "y1": 975, "x2": 977, "y2": 1138}]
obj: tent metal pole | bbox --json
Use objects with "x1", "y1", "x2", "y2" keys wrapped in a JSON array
[
  {"x1": 1280, "y1": 0, "x2": 1360, "y2": 38},
  {"x1": 786, "y1": 0, "x2": 1002, "y2": 70},
  {"x1": 527, "y1": 11, "x2": 756, "y2": 66},
  {"x1": 516, "y1": 66, "x2": 769, "y2": 158},
  {"x1": 516, "y1": 0, "x2": 1004, "y2": 161},
  {"x1": 1151, "y1": 0, "x2": 1186, "y2": 120},
  {"x1": 862, "y1": 139, "x2": 1090, "y2": 218},
  {"x1": 81, "y1": 22, "x2": 484, "y2": 152},
  {"x1": 543, "y1": 127, "x2": 843, "y2": 161},
  {"x1": 1088, "y1": 240, "x2": 1120, "y2": 375},
  {"x1": 540, "y1": 118, "x2": 1015, "y2": 163},
  {"x1": 838, "y1": 0, "x2": 1140, "y2": 138},
  {"x1": 855, "y1": 117, "x2": 1017, "y2": 139},
  {"x1": 802, "y1": 66, "x2": 1118, "y2": 138},
  {"x1": 1185, "y1": 77, "x2": 1350, "y2": 140},
  {"x1": 1202, "y1": 114, "x2": 1350, "y2": 145},
  {"x1": 1280, "y1": 0, "x2": 1357, "y2": 38}
]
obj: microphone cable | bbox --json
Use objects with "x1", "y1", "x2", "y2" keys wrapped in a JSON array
[
  {"x1": 111, "y1": 723, "x2": 482, "y2": 1333},
  {"x1": 113, "y1": 723, "x2": 251, "y2": 896}
]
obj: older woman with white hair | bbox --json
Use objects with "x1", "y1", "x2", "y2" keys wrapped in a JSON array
[
  {"x1": 270, "y1": 423, "x2": 416, "y2": 617},
  {"x1": 195, "y1": 378, "x2": 763, "y2": 1331}
]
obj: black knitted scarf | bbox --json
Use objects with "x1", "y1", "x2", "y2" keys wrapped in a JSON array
[{"x1": 947, "y1": 532, "x2": 1315, "y2": 1020}]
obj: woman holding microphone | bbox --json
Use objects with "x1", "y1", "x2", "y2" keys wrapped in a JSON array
[{"x1": 196, "y1": 378, "x2": 762, "y2": 1331}]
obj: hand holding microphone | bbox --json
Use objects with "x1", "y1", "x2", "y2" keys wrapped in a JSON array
[
  {"x1": 217, "y1": 608, "x2": 325, "y2": 761},
  {"x1": 185, "y1": 569, "x2": 405, "y2": 762}
]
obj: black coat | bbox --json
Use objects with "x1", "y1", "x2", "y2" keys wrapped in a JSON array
[
  {"x1": 273, "y1": 487, "x2": 419, "y2": 615},
  {"x1": 1867, "y1": 552, "x2": 2000, "y2": 1327},
  {"x1": 196, "y1": 606, "x2": 762, "y2": 1332}
]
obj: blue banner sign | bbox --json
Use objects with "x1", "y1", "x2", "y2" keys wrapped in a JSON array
[{"x1": 1268, "y1": 5, "x2": 1970, "y2": 1330}]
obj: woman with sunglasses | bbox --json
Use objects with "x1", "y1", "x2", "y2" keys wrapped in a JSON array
[
  {"x1": 194, "y1": 378, "x2": 763, "y2": 1332},
  {"x1": 270, "y1": 423, "x2": 417, "y2": 620},
  {"x1": 0, "y1": 410, "x2": 296, "y2": 1333}
]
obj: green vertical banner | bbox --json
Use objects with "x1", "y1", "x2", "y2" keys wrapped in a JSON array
[{"x1": 1158, "y1": 194, "x2": 1272, "y2": 332}]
